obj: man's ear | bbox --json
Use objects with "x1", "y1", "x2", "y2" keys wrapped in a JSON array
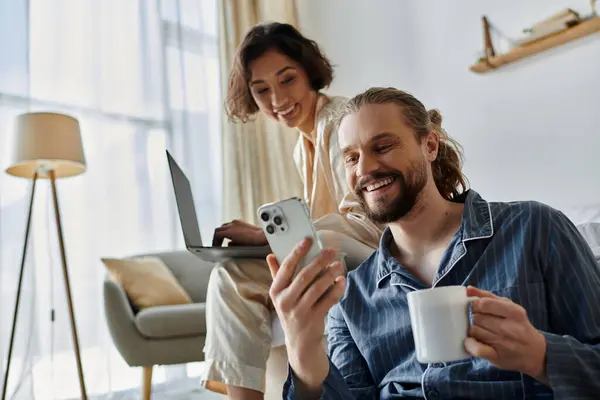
[{"x1": 424, "y1": 131, "x2": 439, "y2": 162}]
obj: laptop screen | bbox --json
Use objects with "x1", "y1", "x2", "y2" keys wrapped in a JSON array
[{"x1": 166, "y1": 151, "x2": 203, "y2": 248}]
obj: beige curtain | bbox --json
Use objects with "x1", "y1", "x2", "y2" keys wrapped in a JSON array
[{"x1": 218, "y1": 0, "x2": 304, "y2": 225}]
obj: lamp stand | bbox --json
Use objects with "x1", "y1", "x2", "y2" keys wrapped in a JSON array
[
  {"x1": 1, "y1": 170, "x2": 88, "y2": 400},
  {"x1": 49, "y1": 170, "x2": 88, "y2": 399},
  {"x1": 1, "y1": 173, "x2": 38, "y2": 400}
]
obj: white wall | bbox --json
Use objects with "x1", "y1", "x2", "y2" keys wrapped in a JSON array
[{"x1": 297, "y1": 0, "x2": 600, "y2": 211}]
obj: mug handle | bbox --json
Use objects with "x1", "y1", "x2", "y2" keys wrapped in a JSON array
[{"x1": 467, "y1": 296, "x2": 479, "y2": 323}]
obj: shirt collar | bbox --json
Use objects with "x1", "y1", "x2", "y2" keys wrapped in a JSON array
[
  {"x1": 300, "y1": 94, "x2": 329, "y2": 143},
  {"x1": 375, "y1": 189, "x2": 494, "y2": 285}
]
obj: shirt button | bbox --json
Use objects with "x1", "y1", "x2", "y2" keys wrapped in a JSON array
[{"x1": 428, "y1": 389, "x2": 440, "y2": 397}]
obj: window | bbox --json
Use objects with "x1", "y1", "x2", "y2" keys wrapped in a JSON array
[{"x1": 0, "y1": 0, "x2": 221, "y2": 397}]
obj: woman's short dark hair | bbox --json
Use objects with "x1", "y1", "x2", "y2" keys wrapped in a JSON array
[{"x1": 226, "y1": 22, "x2": 334, "y2": 122}]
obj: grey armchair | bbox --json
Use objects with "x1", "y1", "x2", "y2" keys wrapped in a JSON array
[
  {"x1": 103, "y1": 250, "x2": 217, "y2": 399},
  {"x1": 103, "y1": 249, "x2": 308, "y2": 399}
]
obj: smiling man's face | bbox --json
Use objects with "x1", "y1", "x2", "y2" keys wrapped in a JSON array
[{"x1": 339, "y1": 102, "x2": 435, "y2": 223}]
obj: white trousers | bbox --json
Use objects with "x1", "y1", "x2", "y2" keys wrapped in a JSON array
[{"x1": 200, "y1": 230, "x2": 376, "y2": 393}]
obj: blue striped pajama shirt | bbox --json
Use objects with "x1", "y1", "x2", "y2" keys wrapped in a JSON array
[{"x1": 283, "y1": 189, "x2": 600, "y2": 399}]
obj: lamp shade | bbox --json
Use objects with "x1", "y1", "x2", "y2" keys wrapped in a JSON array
[{"x1": 5, "y1": 112, "x2": 86, "y2": 179}]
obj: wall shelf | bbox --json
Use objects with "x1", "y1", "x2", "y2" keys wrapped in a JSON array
[{"x1": 470, "y1": 16, "x2": 600, "y2": 73}]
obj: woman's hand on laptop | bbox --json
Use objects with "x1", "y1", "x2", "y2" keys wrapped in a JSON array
[{"x1": 212, "y1": 220, "x2": 268, "y2": 247}]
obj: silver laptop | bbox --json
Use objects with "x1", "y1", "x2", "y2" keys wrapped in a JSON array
[{"x1": 167, "y1": 150, "x2": 270, "y2": 262}]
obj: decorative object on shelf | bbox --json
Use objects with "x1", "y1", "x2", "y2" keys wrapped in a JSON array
[
  {"x1": 518, "y1": 8, "x2": 581, "y2": 45},
  {"x1": 471, "y1": 6, "x2": 600, "y2": 74},
  {"x1": 1, "y1": 112, "x2": 88, "y2": 400}
]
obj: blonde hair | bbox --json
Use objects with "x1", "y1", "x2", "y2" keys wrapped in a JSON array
[{"x1": 342, "y1": 87, "x2": 468, "y2": 200}]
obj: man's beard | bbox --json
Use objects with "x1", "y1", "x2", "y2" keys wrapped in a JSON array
[{"x1": 354, "y1": 159, "x2": 428, "y2": 224}]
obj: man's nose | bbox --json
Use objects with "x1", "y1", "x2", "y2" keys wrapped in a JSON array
[{"x1": 356, "y1": 153, "x2": 379, "y2": 178}]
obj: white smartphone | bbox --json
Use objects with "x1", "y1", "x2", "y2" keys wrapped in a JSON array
[{"x1": 257, "y1": 197, "x2": 323, "y2": 277}]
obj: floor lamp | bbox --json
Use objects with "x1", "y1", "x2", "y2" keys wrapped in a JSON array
[{"x1": 1, "y1": 112, "x2": 88, "y2": 400}]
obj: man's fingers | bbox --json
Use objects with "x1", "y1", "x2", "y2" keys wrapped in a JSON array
[
  {"x1": 471, "y1": 313, "x2": 524, "y2": 340},
  {"x1": 270, "y1": 238, "x2": 312, "y2": 294},
  {"x1": 466, "y1": 286, "x2": 501, "y2": 299},
  {"x1": 266, "y1": 254, "x2": 280, "y2": 280},
  {"x1": 472, "y1": 297, "x2": 519, "y2": 319},
  {"x1": 464, "y1": 337, "x2": 498, "y2": 360},
  {"x1": 468, "y1": 324, "x2": 502, "y2": 345},
  {"x1": 296, "y1": 261, "x2": 344, "y2": 309},
  {"x1": 313, "y1": 275, "x2": 346, "y2": 317},
  {"x1": 286, "y1": 248, "x2": 337, "y2": 300}
]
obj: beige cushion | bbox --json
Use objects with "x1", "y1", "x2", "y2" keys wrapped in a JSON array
[
  {"x1": 101, "y1": 256, "x2": 192, "y2": 310},
  {"x1": 135, "y1": 303, "x2": 206, "y2": 338}
]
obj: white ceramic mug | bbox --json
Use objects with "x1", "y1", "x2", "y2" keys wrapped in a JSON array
[{"x1": 407, "y1": 285, "x2": 477, "y2": 364}]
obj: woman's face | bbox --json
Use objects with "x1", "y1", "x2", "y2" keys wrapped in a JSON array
[{"x1": 248, "y1": 49, "x2": 318, "y2": 133}]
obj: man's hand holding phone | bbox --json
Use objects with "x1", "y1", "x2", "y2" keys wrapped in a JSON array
[{"x1": 267, "y1": 238, "x2": 346, "y2": 395}]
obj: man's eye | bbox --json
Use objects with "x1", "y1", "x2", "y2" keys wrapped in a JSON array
[
  {"x1": 282, "y1": 76, "x2": 295, "y2": 84},
  {"x1": 375, "y1": 145, "x2": 392, "y2": 153}
]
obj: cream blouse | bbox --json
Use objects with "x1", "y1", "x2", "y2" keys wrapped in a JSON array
[{"x1": 293, "y1": 95, "x2": 383, "y2": 249}]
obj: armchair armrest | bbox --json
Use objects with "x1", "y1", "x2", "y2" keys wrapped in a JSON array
[
  {"x1": 103, "y1": 275, "x2": 147, "y2": 365},
  {"x1": 104, "y1": 275, "x2": 135, "y2": 319}
]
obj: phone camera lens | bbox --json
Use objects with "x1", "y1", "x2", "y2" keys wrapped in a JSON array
[
  {"x1": 273, "y1": 216, "x2": 282, "y2": 225},
  {"x1": 266, "y1": 225, "x2": 275, "y2": 234},
  {"x1": 260, "y1": 212, "x2": 269, "y2": 222}
]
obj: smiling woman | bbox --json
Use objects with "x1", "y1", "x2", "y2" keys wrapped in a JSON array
[
  {"x1": 226, "y1": 23, "x2": 333, "y2": 132},
  {"x1": 247, "y1": 53, "x2": 316, "y2": 132},
  {"x1": 202, "y1": 22, "x2": 384, "y2": 399}
]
